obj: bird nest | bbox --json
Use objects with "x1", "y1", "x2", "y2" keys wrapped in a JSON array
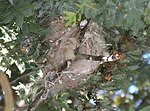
[{"x1": 41, "y1": 19, "x2": 108, "y2": 95}]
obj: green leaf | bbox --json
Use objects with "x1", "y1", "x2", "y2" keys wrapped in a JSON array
[
  {"x1": 63, "y1": 10, "x2": 77, "y2": 26},
  {"x1": 124, "y1": 0, "x2": 145, "y2": 35},
  {"x1": 144, "y1": 8, "x2": 150, "y2": 24},
  {"x1": 78, "y1": 14, "x2": 82, "y2": 21},
  {"x1": 72, "y1": 22, "x2": 77, "y2": 27},
  {"x1": 16, "y1": 0, "x2": 33, "y2": 17},
  {"x1": 64, "y1": 10, "x2": 76, "y2": 16},
  {"x1": 16, "y1": 14, "x2": 24, "y2": 26},
  {"x1": 139, "y1": 106, "x2": 150, "y2": 111},
  {"x1": 126, "y1": 65, "x2": 139, "y2": 71},
  {"x1": 111, "y1": 74, "x2": 126, "y2": 80},
  {"x1": 84, "y1": 8, "x2": 93, "y2": 18},
  {"x1": 33, "y1": 2, "x2": 42, "y2": 10},
  {"x1": 75, "y1": 3, "x2": 83, "y2": 8},
  {"x1": 3, "y1": 10, "x2": 16, "y2": 24}
]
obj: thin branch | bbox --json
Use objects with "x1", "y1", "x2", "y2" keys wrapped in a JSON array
[
  {"x1": 10, "y1": 72, "x2": 32, "y2": 85},
  {"x1": 50, "y1": 93, "x2": 61, "y2": 111}
]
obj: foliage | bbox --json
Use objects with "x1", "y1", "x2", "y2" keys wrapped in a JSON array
[
  {"x1": 139, "y1": 106, "x2": 150, "y2": 111},
  {"x1": 0, "y1": 0, "x2": 150, "y2": 111}
]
